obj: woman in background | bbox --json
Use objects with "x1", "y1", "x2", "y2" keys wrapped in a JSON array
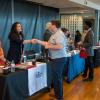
[
  {"x1": 0, "y1": 40, "x2": 6, "y2": 66},
  {"x1": 61, "y1": 28, "x2": 74, "y2": 51},
  {"x1": 74, "y1": 30, "x2": 82, "y2": 48},
  {"x1": 7, "y1": 22, "x2": 31, "y2": 64}
]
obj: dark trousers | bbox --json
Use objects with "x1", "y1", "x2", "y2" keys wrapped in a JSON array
[
  {"x1": 84, "y1": 56, "x2": 94, "y2": 79},
  {"x1": 51, "y1": 57, "x2": 67, "y2": 100}
]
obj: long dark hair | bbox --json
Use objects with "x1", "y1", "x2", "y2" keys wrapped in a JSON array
[
  {"x1": 9, "y1": 22, "x2": 23, "y2": 38},
  {"x1": 76, "y1": 30, "x2": 81, "y2": 36}
]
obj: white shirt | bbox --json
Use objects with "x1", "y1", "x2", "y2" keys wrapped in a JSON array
[{"x1": 48, "y1": 29, "x2": 67, "y2": 59}]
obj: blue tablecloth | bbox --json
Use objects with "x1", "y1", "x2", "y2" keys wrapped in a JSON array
[
  {"x1": 47, "y1": 54, "x2": 85, "y2": 85},
  {"x1": 67, "y1": 54, "x2": 85, "y2": 82}
]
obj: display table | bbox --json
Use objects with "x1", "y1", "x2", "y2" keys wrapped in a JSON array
[
  {"x1": 63, "y1": 50, "x2": 85, "y2": 82},
  {"x1": 0, "y1": 69, "x2": 28, "y2": 100},
  {"x1": 47, "y1": 51, "x2": 85, "y2": 83},
  {"x1": 0, "y1": 62, "x2": 47, "y2": 100},
  {"x1": 0, "y1": 56, "x2": 85, "y2": 99},
  {"x1": 67, "y1": 54, "x2": 85, "y2": 82},
  {"x1": 93, "y1": 46, "x2": 100, "y2": 67}
]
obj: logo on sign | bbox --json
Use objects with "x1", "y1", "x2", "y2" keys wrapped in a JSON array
[{"x1": 35, "y1": 72, "x2": 43, "y2": 78}]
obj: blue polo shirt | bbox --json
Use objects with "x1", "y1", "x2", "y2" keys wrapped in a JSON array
[{"x1": 48, "y1": 29, "x2": 67, "y2": 59}]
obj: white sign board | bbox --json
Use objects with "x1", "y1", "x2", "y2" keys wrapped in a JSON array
[{"x1": 28, "y1": 63, "x2": 47, "y2": 96}]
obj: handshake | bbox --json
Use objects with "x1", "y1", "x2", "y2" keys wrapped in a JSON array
[
  {"x1": 30, "y1": 39, "x2": 39, "y2": 44},
  {"x1": 24, "y1": 39, "x2": 50, "y2": 49},
  {"x1": 23, "y1": 39, "x2": 39, "y2": 44},
  {"x1": 31, "y1": 39, "x2": 50, "y2": 49}
]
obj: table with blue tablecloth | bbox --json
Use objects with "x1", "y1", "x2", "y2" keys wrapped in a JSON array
[
  {"x1": 66, "y1": 54, "x2": 85, "y2": 82},
  {"x1": 93, "y1": 46, "x2": 100, "y2": 67}
]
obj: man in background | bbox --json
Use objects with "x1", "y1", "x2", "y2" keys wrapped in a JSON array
[
  {"x1": 42, "y1": 22, "x2": 52, "y2": 59},
  {"x1": 80, "y1": 21, "x2": 94, "y2": 81}
]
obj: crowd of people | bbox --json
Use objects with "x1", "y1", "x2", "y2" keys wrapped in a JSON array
[{"x1": 0, "y1": 20, "x2": 94, "y2": 100}]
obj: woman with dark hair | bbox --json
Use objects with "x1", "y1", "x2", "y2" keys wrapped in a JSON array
[
  {"x1": 7, "y1": 22, "x2": 31, "y2": 64},
  {"x1": 61, "y1": 28, "x2": 74, "y2": 51},
  {"x1": 74, "y1": 30, "x2": 82, "y2": 48},
  {"x1": 75, "y1": 30, "x2": 82, "y2": 43}
]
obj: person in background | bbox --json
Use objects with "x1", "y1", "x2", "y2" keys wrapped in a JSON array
[
  {"x1": 79, "y1": 21, "x2": 94, "y2": 81},
  {"x1": 61, "y1": 28, "x2": 74, "y2": 51},
  {"x1": 61, "y1": 28, "x2": 69, "y2": 37},
  {"x1": 0, "y1": 40, "x2": 6, "y2": 66},
  {"x1": 75, "y1": 30, "x2": 82, "y2": 48},
  {"x1": 42, "y1": 22, "x2": 52, "y2": 58},
  {"x1": 42, "y1": 22, "x2": 53, "y2": 92},
  {"x1": 61, "y1": 28, "x2": 68, "y2": 51},
  {"x1": 7, "y1": 22, "x2": 32, "y2": 64},
  {"x1": 32, "y1": 20, "x2": 67, "y2": 100}
]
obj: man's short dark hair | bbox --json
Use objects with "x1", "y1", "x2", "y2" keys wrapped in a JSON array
[
  {"x1": 85, "y1": 21, "x2": 93, "y2": 28},
  {"x1": 51, "y1": 20, "x2": 61, "y2": 28}
]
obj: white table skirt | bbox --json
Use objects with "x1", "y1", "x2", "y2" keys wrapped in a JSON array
[{"x1": 28, "y1": 62, "x2": 47, "y2": 96}]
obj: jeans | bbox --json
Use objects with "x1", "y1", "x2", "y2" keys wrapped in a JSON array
[
  {"x1": 84, "y1": 56, "x2": 94, "y2": 79},
  {"x1": 51, "y1": 57, "x2": 67, "y2": 100}
]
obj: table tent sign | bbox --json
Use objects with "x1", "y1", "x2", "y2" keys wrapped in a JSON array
[{"x1": 28, "y1": 63, "x2": 47, "y2": 96}]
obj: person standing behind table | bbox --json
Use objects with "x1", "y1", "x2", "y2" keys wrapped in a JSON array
[
  {"x1": 42, "y1": 22, "x2": 52, "y2": 59},
  {"x1": 74, "y1": 30, "x2": 82, "y2": 48},
  {"x1": 41, "y1": 22, "x2": 53, "y2": 92},
  {"x1": 61, "y1": 28, "x2": 74, "y2": 51},
  {"x1": 62, "y1": 28, "x2": 74, "y2": 51},
  {"x1": 61, "y1": 28, "x2": 68, "y2": 51},
  {"x1": 31, "y1": 20, "x2": 67, "y2": 100},
  {"x1": 7, "y1": 22, "x2": 32, "y2": 64},
  {"x1": 79, "y1": 21, "x2": 94, "y2": 81}
]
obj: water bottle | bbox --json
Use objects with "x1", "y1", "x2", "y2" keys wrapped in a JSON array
[
  {"x1": 32, "y1": 59, "x2": 36, "y2": 65},
  {"x1": 23, "y1": 55, "x2": 27, "y2": 64},
  {"x1": 11, "y1": 60, "x2": 15, "y2": 72},
  {"x1": 20, "y1": 54, "x2": 27, "y2": 64}
]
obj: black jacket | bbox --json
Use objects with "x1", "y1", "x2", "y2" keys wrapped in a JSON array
[
  {"x1": 75, "y1": 34, "x2": 82, "y2": 43},
  {"x1": 7, "y1": 32, "x2": 24, "y2": 64}
]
